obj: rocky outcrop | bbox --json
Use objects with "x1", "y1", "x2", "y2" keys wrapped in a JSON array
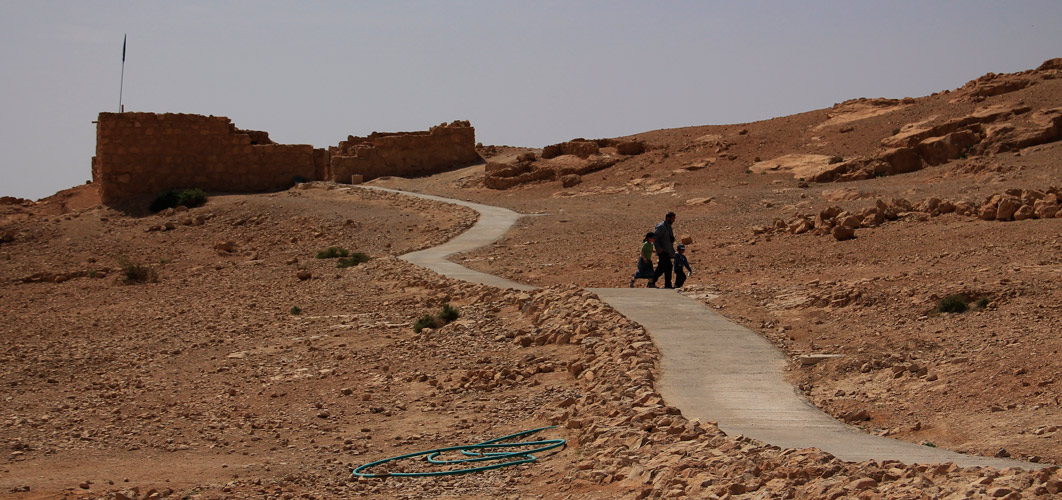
[
  {"x1": 806, "y1": 59, "x2": 1062, "y2": 183},
  {"x1": 484, "y1": 154, "x2": 620, "y2": 190},
  {"x1": 757, "y1": 187, "x2": 1062, "y2": 241}
]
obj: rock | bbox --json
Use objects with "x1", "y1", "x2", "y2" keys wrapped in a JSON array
[
  {"x1": 843, "y1": 409, "x2": 870, "y2": 422},
  {"x1": 988, "y1": 487, "x2": 1013, "y2": 497},
  {"x1": 214, "y1": 241, "x2": 237, "y2": 253},
  {"x1": 832, "y1": 226, "x2": 855, "y2": 241},
  {"x1": 848, "y1": 478, "x2": 878, "y2": 490},
  {"x1": 995, "y1": 198, "x2": 1020, "y2": 220},
  {"x1": 684, "y1": 197, "x2": 713, "y2": 206},
  {"x1": 994, "y1": 448, "x2": 1010, "y2": 458},
  {"x1": 1012, "y1": 204, "x2": 1034, "y2": 221},
  {"x1": 789, "y1": 219, "x2": 812, "y2": 235},
  {"x1": 953, "y1": 200, "x2": 976, "y2": 216},
  {"x1": 616, "y1": 141, "x2": 646, "y2": 155},
  {"x1": 0, "y1": 229, "x2": 15, "y2": 242},
  {"x1": 296, "y1": 270, "x2": 312, "y2": 280},
  {"x1": 680, "y1": 235, "x2": 693, "y2": 245},
  {"x1": 560, "y1": 174, "x2": 582, "y2": 188}
]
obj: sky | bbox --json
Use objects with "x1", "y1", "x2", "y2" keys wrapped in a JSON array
[{"x1": 1, "y1": 1, "x2": 1061, "y2": 200}]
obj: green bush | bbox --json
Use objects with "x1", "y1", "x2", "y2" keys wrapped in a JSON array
[
  {"x1": 290, "y1": 306, "x2": 302, "y2": 315},
  {"x1": 439, "y1": 303, "x2": 460, "y2": 322},
  {"x1": 315, "y1": 247, "x2": 350, "y2": 259},
  {"x1": 337, "y1": 252, "x2": 370, "y2": 268},
  {"x1": 936, "y1": 294, "x2": 968, "y2": 314},
  {"x1": 150, "y1": 188, "x2": 207, "y2": 212},
  {"x1": 414, "y1": 314, "x2": 441, "y2": 333},
  {"x1": 117, "y1": 256, "x2": 157, "y2": 284},
  {"x1": 413, "y1": 304, "x2": 460, "y2": 333},
  {"x1": 974, "y1": 297, "x2": 990, "y2": 310}
]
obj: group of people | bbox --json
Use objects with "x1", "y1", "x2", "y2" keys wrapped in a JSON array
[{"x1": 630, "y1": 211, "x2": 692, "y2": 289}]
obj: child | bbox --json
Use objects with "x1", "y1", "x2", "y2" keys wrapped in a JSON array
[
  {"x1": 674, "y1": 244, "x2": 692, "y2": 289},
  {"x1": 629, "y1": 232, "x2": 657, "y2": 287}
]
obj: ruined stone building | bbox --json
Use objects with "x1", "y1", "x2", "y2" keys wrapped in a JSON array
[{"x1": 91, "y1": 112, "x2": 479, "y2": 206}]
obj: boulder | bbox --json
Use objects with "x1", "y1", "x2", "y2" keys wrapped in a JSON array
[
  {"x1": 1034, "y1": 199, "x2": 1060, "y2": 219},
  {"x1": 839, "y1": 215, "x2": 862, "y2": 229},
  {"x1": 953, "y1": 200, "x2": 976, "y2": 216},
  {"x1": 995, "y1": 198, "x2": 1021, "y2": 220},
  {"x1": 680, "y1": 235, "x2": 693, "y2": 245},
  {"x1": 615, "y1": 141, "x2": 646, "y2": 155},
  {"x1": 789, "y1": 219, "x2": 813, "y2": 235},
  {"x1": 1013, "y1": 204, "x2": 1035, "y2": 221},
  {"x1": 560, "y1": 174, "x2": 582, "y2": 188},
  {"x1": 917, "y1": 130, "x2": 980, "y2": 166},
  {"x1": 832, "y1": 226, "x2": 855, "y2": 241}
]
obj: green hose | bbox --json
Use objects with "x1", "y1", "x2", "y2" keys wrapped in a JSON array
[{"x1": 351, "y1": 426, "x2": 566, "y2": 478}]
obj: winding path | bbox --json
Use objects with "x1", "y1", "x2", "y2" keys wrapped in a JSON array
[{"x1": 363, "y1": 186, "x2": 1043, "y2": 470}]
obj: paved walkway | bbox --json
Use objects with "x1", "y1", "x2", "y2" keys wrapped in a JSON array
[{"x1": 362, "y1": 186, "x2": 1043, "y2": 469}]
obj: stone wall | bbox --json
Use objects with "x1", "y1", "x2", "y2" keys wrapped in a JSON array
[
  {"x1": 92, "y1": 112, "x2": 326, "y2": 205},
  {"x1": 329, "y1": 121, "x2": 479, "y2": 183}
]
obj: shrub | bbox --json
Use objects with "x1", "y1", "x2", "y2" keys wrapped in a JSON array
[
  {"x1": 974, "y1": 297, "x2": 990, "y2": 310},
  {"x1": 892, "y1": 128, "x2": 901, "y2": 136},
  {"x1": 936, "y1": 294, "x2": 968, "y2": 314},
  {"x1": 439, "y1": 303, "x2": 460, "y2": 322},
  {"x1": 316, "y1": 247, "x2": 350, "y2": 259},
  {"x1": 413, "y1": 315, "x2": 441, "y2": 333},
  {"x1": 150, "y1": 188, "x2": 207, "y2": 212},
  {"x1": 337, "y1": 252, "x2": 370, "y2": 268},
  {"x1": 413, "y1": 304, "x2": 460, "y2": 333},
  {"x1": 117, "y1": 256, "x2": 157, "y2": 284},
  {"x1": 290, "y1": 306, "x2": 302, "y2": 315}
]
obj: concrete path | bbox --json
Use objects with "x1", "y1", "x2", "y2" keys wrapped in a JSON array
[
  {"x1": 363, "y1": 186, "x2": 1043, "y2": 469},
  {"x1": 360, "y1": 186, "x2": 534, "y2": 291}
]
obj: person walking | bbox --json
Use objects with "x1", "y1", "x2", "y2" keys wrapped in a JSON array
[
  {"x1": 630, "y1": 232, "x2": 657, "y2": 287},
  {"x1": 674, "y1": 243, "x2": 692, "y2": 289},
  {"x1": 649, "y1": 211, "x2": 677, "y2": 288}
]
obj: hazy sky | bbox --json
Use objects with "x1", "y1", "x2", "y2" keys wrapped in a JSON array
[{"x1": 2, "y1": 1, "x2": 1060, "y2": 200}]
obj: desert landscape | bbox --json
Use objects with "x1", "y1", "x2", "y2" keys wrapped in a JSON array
[{"x1": 2, "y1": 59, "x2": 1062, "y2": 499}]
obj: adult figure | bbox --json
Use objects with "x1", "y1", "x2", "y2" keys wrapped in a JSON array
[{"x1": 649, "y1": 211, "x2": 676, "y2": 288}]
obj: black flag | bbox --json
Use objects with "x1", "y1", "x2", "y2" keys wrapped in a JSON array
[{"x1": 122, "y1": 34, "x2": 126, "y2": 62}]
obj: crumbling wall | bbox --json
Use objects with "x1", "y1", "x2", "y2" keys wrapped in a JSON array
[
  {"x1": 92, "y1": 112, "x2": 323, "y2": 205},
  {"x1": 329, "y1": 121, "x2": 479, "y2": 183}
]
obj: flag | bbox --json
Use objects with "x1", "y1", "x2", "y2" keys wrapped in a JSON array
[{"x1": 122, "y1": 34, "x2": 126, "y2": 62}]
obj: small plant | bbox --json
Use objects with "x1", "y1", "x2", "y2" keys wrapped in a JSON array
[
  {"x1": 414, "y1": 314, "x2": 441, "y2": 333},
  {"x1": 439, "y1": 303, "x2": 460, "y2": 323},
  {"x1": 316, "y1": 247, "x2": 350, "y2": 259},
  {"x1": 150, "y1": 188, "x2": 207, "y2": 212},
  {"x1": 922, "y1": 441, "x2": 937, "y2": 448},
  {"x1": 413, "y1": 304, "x2": 460, "y2": 333},
  {"x1": 117, "y1": 256, "x2": 157, "y2": 284},
  {"x1": 936, "y1": 294, "x2": 968, "y2": 314},
  {"x1": 290, "y1": 306, "x2": 302, "y2": 315},
  {"x1": 159, "y1": 258, "x2": 172, "y2": 264},
  {"x1": 337, "y1": 252, "x2": 370, "y2": 268},
  {"x1": 974, "y1": 297, "x2": 990, "y2": 310},
  {"x1": 892, "y1": 128, "x2": 901, "y2": 136}
]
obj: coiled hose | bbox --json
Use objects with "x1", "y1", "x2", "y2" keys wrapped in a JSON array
[{"x1": 351, "y1": 426, "x2": 566, "y2": 478}]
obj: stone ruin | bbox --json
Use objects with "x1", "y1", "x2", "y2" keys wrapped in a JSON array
[
  {"x1": 329, "y1": 121, "x2": 479, "y2": 183},
  {"x1": 91, "y1": 113, "x2": 479, "y2": 206}
]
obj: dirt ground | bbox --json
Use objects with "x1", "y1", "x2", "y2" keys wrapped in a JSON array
[{"x1": 2, "y1": 60, "x2": 1062, "y2": 499}]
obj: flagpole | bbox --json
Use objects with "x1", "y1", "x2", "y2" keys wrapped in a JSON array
[{"x1": 119, "y1": 34, "x2": 126, "y2": 112}]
